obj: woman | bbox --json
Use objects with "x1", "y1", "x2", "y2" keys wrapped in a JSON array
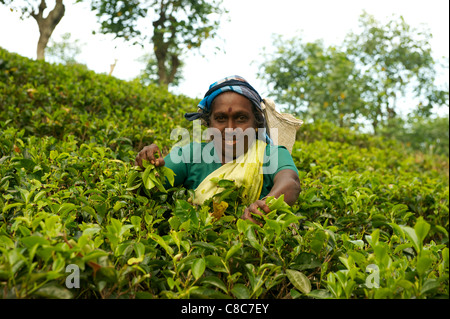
[{"x1": 135, "y1": 76, "x2": 301, "y2": 224}]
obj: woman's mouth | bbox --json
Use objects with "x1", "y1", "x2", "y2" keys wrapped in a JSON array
[{"x1": 224, "y1": 139, "x2": 237, "y2": 146}]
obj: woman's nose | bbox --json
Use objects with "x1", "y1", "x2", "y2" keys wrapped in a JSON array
[
  {"x1": 225, "y1": 117, "x2": 232, "y2": 128},
  {"x1": 221, "y1": 119, "x2": 233, "y2": 131}
]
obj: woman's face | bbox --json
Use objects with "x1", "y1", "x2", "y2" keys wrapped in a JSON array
[{"x1": 209, "y1": 92, "x2": 257, "y2": 163}]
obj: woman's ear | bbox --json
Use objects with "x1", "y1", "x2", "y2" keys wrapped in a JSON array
[{"x1": 200, "y1": 111, "x2": 211, "y2": 127}]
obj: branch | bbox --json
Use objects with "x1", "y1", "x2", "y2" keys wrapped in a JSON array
[
  {"x1": 167, "y1": 53, "x2": 180, "y2": 84},
  {"x1": 30, "y1": 0, "x2": 47, "y2": 20},
  {"x1": 30, "y1": 0, "x2": 65, "y2": 27},
  {"x1": 47, "y1": 0, "x2": 65, "y2": 26}
]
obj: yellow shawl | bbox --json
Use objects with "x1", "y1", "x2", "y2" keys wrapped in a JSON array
[{"x1": 193, "y1": 139, "x2": 266, "y2": 205}]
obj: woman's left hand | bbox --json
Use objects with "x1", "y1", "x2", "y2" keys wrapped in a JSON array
[
  {"x1": 241, "y1": 169, "x2": 301, "y2": 226},
  {"x1": 241, "y1": 199, "x2": 271, "y2": 226}
]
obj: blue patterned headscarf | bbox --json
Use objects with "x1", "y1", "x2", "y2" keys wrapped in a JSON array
[{"x1": 184, "y1": 75, "x2": 272, "y2": 144}]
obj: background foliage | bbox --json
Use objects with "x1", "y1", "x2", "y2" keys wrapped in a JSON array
[
  {"x1": 83, "y1": 0, "x2": 226, "y2": 86},
  {"x1": 0, "y1": 48, "x2": 448, "y2": 299},
  {"x1": 258, "y1": 12, "x2": 449, "y2": 151}
]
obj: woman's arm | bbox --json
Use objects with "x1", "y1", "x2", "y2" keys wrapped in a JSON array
[
  {"x1": 135, "y1": 144, "x2": 165, "y2": 168},
  {"x1": 241, "y1": 169, "x2": 301, "y2": 225},
  {"x1": 266, "y1": 169, "x2": 301, "y2": 205}
]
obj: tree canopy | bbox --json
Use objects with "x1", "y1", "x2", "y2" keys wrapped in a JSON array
[
  {"x1": 1, "y1": 0, "x2": 66, "y2": 60},
  {"x1": 258, "y1": 12, "x2": 449, "y2": 134},
  {"x1": 84, "y1": 0, "x2": 227, "y2": 86}
]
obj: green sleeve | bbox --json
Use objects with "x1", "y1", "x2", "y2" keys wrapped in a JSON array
[
  {"x1": 163, "y1": 144, "x2": 189, "y2": 187},
  {"x1": 260, "y1": 145, "x2": 299, "y2": 198},
  {"x1": 263, "y1": 145, "x2": 299, "y2": 176}
]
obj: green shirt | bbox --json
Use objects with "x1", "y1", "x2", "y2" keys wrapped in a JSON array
[{"x1": 164, "y1": 142, "x2": 298, "y2": 199}]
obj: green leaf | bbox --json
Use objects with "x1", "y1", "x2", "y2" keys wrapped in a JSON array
[
  {"x1": 348, "y1": 239, "x2": 365, "y2": 249},
  {"x1": 3, "y1": 202, "x2": 23, "y2": 213},
  {"x1": 192, "y1": 241, "x2": 217, "y2": 251},
  {"x1": 374, "y1": 242, "x2": 389, "y2": 266},
  {"x1": 307, "y1": 289, "x2": 333, "y2": 299},
  {"x1": 420, "y1": 278, "x2": 440, "y2": 295},
  {"x1": 52, "y1": 257, "x2": 65, "y2": 273},
  {"x1": 113, "y1": 201, "x2": 127, "y2": 212},
  {"x1": 126, "y1": 169, "x2": 140, "y2": 188},
  {"x1": 236, "y1": 219, "x2": 248, "y2": 234},
  {"x1": 414, "y1": 217, "x2": 430, "y2": 247},
  {"x1": 142, "y1": 165, "x2": 156, "y2": 190},
  {"x1": 134, "y1": 242, "x2": 145, "y2": 258},
  {"x1": 167, "y1": 277, "x2": 176, "y2": 290},
  {"x1": 205, "y1": 255, "x2": 227, "y2": 273},
  {"x1": 109, "y1": 218, "x2": 122, "y2": 234},
  {"x1": 58, "y1": 203, "x2": 77, "y2": 216},
  {"x1": 192, "y1": 258, "x2": 206, "y2": 280},
  {"x1": 189, "y1": 287, "x2": 232, "y2": 299},
  {"x1": 265, "y1": 219, "x2": 281, "y2": 235},
  {"x1": 400, "y1": 225, "x2": 420, "y2": 253},
  {"x1": 82, "y1": 225, "x2": 101, "y2": 237},
  {"x1": 82, "y1": 250, "x2": 109, "y2": 262},
  {"x1": 393, "y1": 242, "x2": 414, "y2": 254},
  {"x1": 266, "y1": 194, "x2": 289, "y2": 211},
  {"x1": 33, "y1": 285, "x2": 73, "y2": 299},
  {"x1": 292, "y1": 252, "x2": 322, "y2": 271},
  {"x1": 130, "y1": 216, "x2": 142, "y2": 230},
  {"x1": 21, "y1": 235, "x2": 50, "y2": 248},
  {"x1": 416, "y1": 254, "x2": 433, "y2": 276},
  {"x1": 370, "y1": 229, "x2": 380, "y2": 247},
  {"x1": 217, "y1": 179, "x2": 235, "y2": 188},
  {"x1": 149, "y1": 233, "x2": 174, "y2": 256},
  {"x1": 245, "y1": 226, "x2": 262, "y2": 254},
  {"x1": 286, "y1": 269, "x2": 311, "y2": 294},
  {"x1": 201, "y1": 276, "x2": 227, "y2": 293},
  {"x1": 290, "y1": 288, "x2": 302, "y2": 299},
  {"x1": 135, "y1": 291, "x2": 153, "y2": 299},
  {"x1": 161, "y1": 166, "x2": 175, "y2": 186},
  {"x1": 174, "y1": 200, "x2": 198, "y2": 225},
  {"x1": 231, "y1": 283, "x2": 251, "y2": 299},
  {"x1": 151, "y1": 173, "x2": 167, "y2": 193},
  {"x1": 127, "y1": 256, "x2": 144, "y2": 265},
  {"x1": 389, "y1": 222, "x2": 405, "y2": 239},
  {"x1": 225, "y1": 242, "x2": 242, "y2": 261}
]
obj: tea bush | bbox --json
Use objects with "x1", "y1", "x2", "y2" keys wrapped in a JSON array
[{"x1": 0, "y1": 48, "x2": 448, "y2": 299}]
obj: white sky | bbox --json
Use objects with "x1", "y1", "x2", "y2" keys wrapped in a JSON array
[{"x1": 0, "y1": 0, "x2": 449, "y2": 113}]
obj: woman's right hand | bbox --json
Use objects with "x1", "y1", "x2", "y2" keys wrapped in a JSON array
[{"x1": 135, "y1": 144, "x2": 165, "y2": 168}]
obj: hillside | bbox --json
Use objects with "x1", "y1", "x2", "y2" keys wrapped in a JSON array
[{"x1": 0, "y1": 48, "x2": 448, "y2": 299}]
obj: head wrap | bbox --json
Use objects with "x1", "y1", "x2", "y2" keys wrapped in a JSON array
[{"x1": 184, "y1": 75, "x2": 273, "y2": 144}]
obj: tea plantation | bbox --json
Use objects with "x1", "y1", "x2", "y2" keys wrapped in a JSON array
[{"x1": 0, "y1": 48, "x2": 448, "y2": 299}]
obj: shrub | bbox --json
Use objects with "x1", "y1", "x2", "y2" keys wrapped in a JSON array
[{"x1": 0, "y1": 48, "x2": 448, "y2": 299}]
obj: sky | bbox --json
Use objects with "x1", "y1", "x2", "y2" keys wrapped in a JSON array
[{"x1": 0, "y1": 0, "x2": 449, "y2": 114}]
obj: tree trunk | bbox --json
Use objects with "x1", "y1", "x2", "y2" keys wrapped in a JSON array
[
  {"x1": 155, "y1": 45, "x2": 168, "y2": 85},
  {"x1": 167, "y1": 53, "x2": 180, "y2": 84},
  {"x1": 151, "y1": 2, "x2": 181, "y2": 86},
  {"x1": 31, "y1": 0, "x2": 65, "y2": 60}
]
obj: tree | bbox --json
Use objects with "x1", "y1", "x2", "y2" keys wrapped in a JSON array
[
  {"x1": 1, "y1": 0, "x2": 66, "y2": 60},
  {"x1": 136, "y1": 52, "x2": 184, "y2": 87},
  {"x1": 258, "y1": 12, "x2": 448, "y2": 133},
  {"x1": 46, "y1": 32, "x2": 85, "y2": 65},
  {"x1": 85, "y1": 0, "x2": 226, "y2": 86},
  {"x1": 258, "y1": 35, "x2": 366, "y2": 127},
  {"x1": 344, "y1": 12, "x2": 448, "y2": 133},
  {"x1": 378, "y1": 115, "x2": 449, "y2": 156}
]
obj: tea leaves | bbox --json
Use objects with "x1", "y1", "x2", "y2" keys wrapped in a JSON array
[{"x1": 0, "y1": 48, "x2": 448, "y2": 299}]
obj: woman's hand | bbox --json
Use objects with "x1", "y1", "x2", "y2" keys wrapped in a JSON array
[
  {"x1": 135, "y1": 144, "x2": 165, "y2": 168},
  {"x1": 241, "y1": 199, "x2": 271, "y2": 226},
  {"x1": 241, "y1": 169, "x2": 301, "y2": 226}
]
